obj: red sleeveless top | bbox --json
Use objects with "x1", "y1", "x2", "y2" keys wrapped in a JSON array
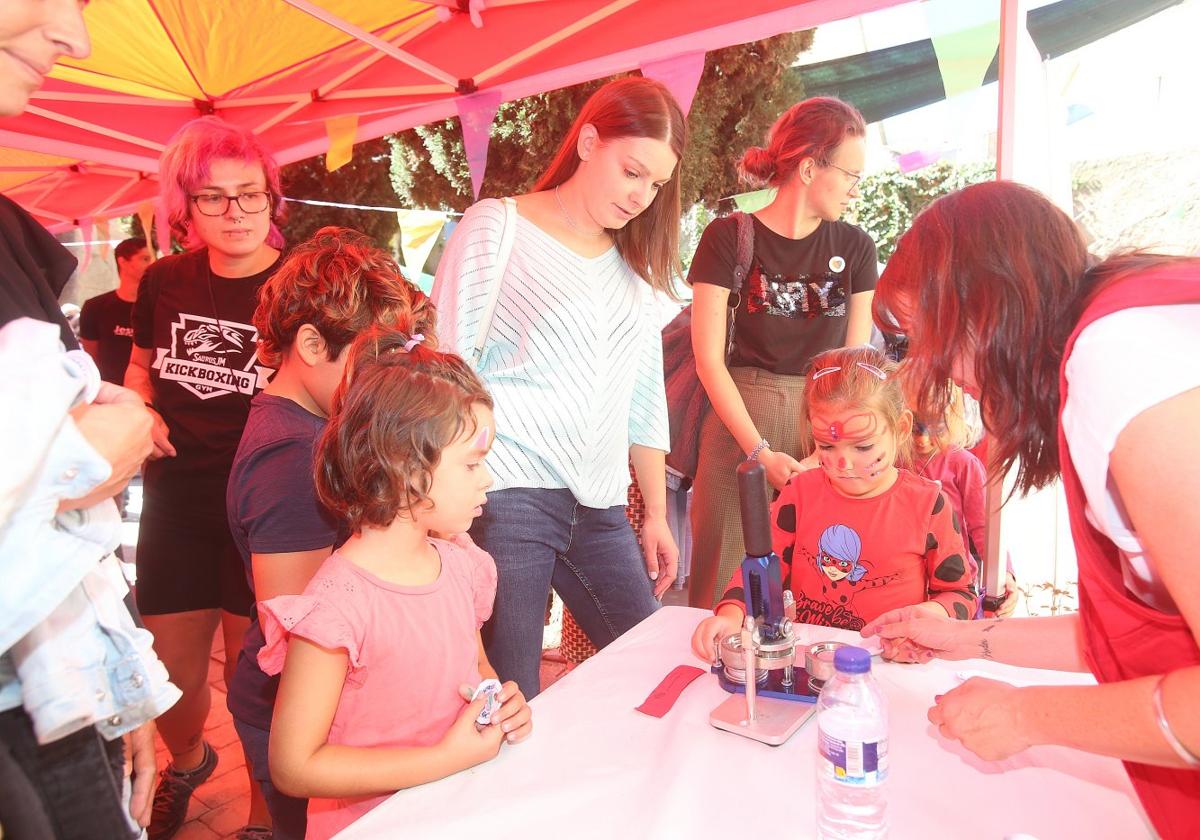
[{"x1": 1057, "y1": 265, "x2": 1200, "y2": 838}]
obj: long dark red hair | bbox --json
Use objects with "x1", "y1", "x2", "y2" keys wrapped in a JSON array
[
  {"x1": 874, "y1": 180, "x2": 1195, "y2": 494},
  {"x1": 534, "y1": 76, "x2": 686, "y2": 295}
]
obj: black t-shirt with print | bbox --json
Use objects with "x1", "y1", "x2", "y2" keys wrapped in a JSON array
[
  {"x1": 79, "y1": 290, "x2": 135, "y2": 384},
  {"x1": 133, "y1": 248, "x2": 281, "y2": 505},
  {"x1": 686, "y1": 215, "x2": 878, "y2": 375}
]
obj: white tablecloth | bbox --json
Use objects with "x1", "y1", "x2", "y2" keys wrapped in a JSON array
[{"x1": 337, "y1": 606, "x2": 1150, "y2": 839}]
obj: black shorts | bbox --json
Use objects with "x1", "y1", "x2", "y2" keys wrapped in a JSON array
[{"x1": 135, "y1": 490, "x2": 253, "y2": 617}]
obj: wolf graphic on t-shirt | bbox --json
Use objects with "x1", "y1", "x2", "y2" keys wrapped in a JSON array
[{"x1": 154, "y1": 313, "x2": 271, "y2": 400}]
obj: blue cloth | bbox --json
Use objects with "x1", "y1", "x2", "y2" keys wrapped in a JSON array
[
  {"x1": 233, "y1": 717, "x2": 307, "y2": 840},
  {"x1": 470, "y1": 487, "x2": 659, "y2": 699},
  {"x1": 226, "y1": 393, "x2": 343, "y2": 730}
]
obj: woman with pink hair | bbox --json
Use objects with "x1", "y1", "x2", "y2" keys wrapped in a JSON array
[{"x1": 125, "y1": 116, "x2": 284, "y2": 840}]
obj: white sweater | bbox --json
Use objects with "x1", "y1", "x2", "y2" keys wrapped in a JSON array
[{"x1": 434, "y1": 199, "x2": 669, "y2": 508}]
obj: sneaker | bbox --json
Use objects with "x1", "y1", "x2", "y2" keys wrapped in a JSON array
[
  {"x1": 235, "y1": 826, "x2": 273, "y2": 840},
  {"x1": 148, "y1": 741, "x2": 218, "y2": 840}
]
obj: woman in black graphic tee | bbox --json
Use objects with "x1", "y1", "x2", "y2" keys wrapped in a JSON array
[
  {"x1": 126, "y1": 116, "x2": 283, "y2": 839},
  {"x1": 687, "y1": 98, "x2": 879, "y2": 610}
]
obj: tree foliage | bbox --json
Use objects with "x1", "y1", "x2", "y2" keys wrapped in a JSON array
[
  {"x1": 844, "y1": 160, "x2": 995, "y2": 262},
  {"x1": 388, "y1": 31, "x2": 814, "y2": 212},
  {"x1": 279, "y1": 137, "x2": 399, "y2": 250}
]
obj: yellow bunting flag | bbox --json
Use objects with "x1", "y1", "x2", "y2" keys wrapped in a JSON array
[
  {"x1": 397, "y1": 209, "x2": 448, "y2": 285},
  {"x1": 325, "y1": 114, "x2": 359, "y2": 173},
  {"x1": 96, "y1": 217, "x2": 111, "y2": 260},
  {"x1": 137, "y1": 201, "x2": 156, "y2": 259}
]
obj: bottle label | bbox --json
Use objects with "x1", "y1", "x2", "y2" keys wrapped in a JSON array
[{"x1": 818, "y1": 727, "x2": 888, "y2": 787}]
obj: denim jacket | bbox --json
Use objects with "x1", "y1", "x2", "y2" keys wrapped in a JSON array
[{"x1": 0, "y1": 318, "x2": 179, "y2": 742}]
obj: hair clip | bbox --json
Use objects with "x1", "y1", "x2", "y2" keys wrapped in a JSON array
[
  {"x1": 811, "y1": 362, "x2": 887, "y2": 382},
  {"x1": 403, "y1": 333, "x2": 425, "y2": 353}
]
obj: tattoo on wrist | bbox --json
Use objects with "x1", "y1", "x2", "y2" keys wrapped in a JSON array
[{"x1": 979, "y1": 620, "x2": 1000, "y2": 659}]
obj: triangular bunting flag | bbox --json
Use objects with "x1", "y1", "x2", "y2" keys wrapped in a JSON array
[
  {"x1": 732, "y1": 189, "x2": 776, "y2": 213},
  {"x1": 154, "y1": 201, "x2": 171, "y2": 257},
  {"x1": 640, "y1": 51, "x2": 707, "y2": 116},
  {"x1": 137, "y1": 201, "x2": 156, "y2": 259},
  {"x1": 397, "y1": 209, "x2": 448, "y2": 283},
  {"x1": 325, "y1": 114, "x2": 359, "y2": 173},
  {"x1": 924, "y1": 0, "x2": 1001, "y2": 99},
  {"x1": 96, "y1": 217, "x2": 111, "y2": 260},
  {"x1": 78, "y1": 217, "x2": 94, "y2": 275},
  {"x1": 455, "y1": 90, "x2": 503, "y2": 200}
]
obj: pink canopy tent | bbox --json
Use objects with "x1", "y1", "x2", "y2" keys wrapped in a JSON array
[
  {"x1": 0, "y1": 0, "x2": 903, "y2": 232},
  {"x1": 0, "y1": 147, "x2": 159, "y2": 231}
]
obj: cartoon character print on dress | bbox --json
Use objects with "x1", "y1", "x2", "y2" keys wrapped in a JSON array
[
  {"x1": 153, "y1": 313, "x2": 272, "y2": 400},
  {"x1": 744, "y1": 256, "x2": 848, "y2": 320},
  {"x1": 783, "y1": 523, "x2": 898, "y2": 631}
]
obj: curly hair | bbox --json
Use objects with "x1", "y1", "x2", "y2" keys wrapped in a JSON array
[
  {"x1": 254, "y1": 226, "x2": 436, "y2": 367},
  {"x1": 315, "y1": 329, "x2": 492, "y2": 532}
]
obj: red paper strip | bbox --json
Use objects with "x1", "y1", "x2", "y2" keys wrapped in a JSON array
[{"x1": 635, "y1": 664, "x2": 705, "y2": 718}]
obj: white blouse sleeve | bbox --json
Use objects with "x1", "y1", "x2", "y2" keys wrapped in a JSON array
[
  {"x1": 1062, "y1": 303, "x2": 1200, "y2": 555},
  {"x1": 432, "y1": 198, "x2": 507, "y2": 360},
  {"x1": 628, "y1": 289, "x2": 670, "y2": 451}
]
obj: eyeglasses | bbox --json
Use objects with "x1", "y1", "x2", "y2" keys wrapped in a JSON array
[
  {"x1": 914, "y1": 420, "x2": 948, "y2": 436},
  {"x1": 826, "y1": 163, "x2": 862, "y2": 189},
  {"x1": 190, "y1": 191, "x2": 271, "y2": 217}
]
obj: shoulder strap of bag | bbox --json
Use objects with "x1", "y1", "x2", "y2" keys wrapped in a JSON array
[
  {"x1": 730, "y1": 210, "x2": 755, "y2": 293},
  {"x1": 724, "y1": 210, "x2": 756, "y2": 359},
  {"x1": 469, "y1": 196, "x2": 518, "y2": 367}
]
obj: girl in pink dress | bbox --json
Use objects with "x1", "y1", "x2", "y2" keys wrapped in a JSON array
[{"x1": 257, "y1": 329, "x2": 533, "y2": 839}]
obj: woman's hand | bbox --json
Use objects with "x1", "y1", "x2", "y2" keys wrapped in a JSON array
[
  {"x1": 928, "y1": 677, "x2": 1033, "y2": 761},
  {"x1": 59, "y1": 399, "x2": 153, "y2": 511},
  {"x1": 640, "y1": 514, "x2": 679, "y2": 598},
  {"x1": 690, "y1": 608, "x2": 743, "y2": 661},
  {"x1": 861, "y1": 605, "x2": 969, "y2": 663},
  {"x1": 125, "y1": 721, "x2": 158, "y2": 828},
  {"x1": 758, "y1": 448, "x2": 805, "y2": 490}
]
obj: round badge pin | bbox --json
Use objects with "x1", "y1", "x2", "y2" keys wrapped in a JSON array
[{"x1": 829, "y1": 256, "x2": 846, "y2": 273}]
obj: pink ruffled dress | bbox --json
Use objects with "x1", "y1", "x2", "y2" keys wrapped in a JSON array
[{"x1": 257, "y1": 535, "x2": 497, "y2": 839}]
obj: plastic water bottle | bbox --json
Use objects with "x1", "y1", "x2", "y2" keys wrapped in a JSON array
[{"x1": 816, "y1": 645, "x2": 888, "y2": 839}]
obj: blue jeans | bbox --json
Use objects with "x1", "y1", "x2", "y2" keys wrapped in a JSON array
[
  {"x1": 233, "y1": 717, "x2": 307, "y2": 840},
  {"x1": 471, "y1": 488, "x2": 659, "y2": 699}
]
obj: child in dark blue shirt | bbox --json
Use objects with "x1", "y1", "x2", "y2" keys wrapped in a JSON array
[{"x1": 226, "y1": 227, "x2": 435, "y2": 839}]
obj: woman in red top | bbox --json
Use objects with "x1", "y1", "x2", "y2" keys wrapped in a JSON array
[{"x1": 864, "y1": 180, "x2": 1200, "y2": 838}]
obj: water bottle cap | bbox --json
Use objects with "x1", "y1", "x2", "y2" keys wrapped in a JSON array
[{"x1": 833, "y1": 645, "x2": 871, "y2": 674}]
